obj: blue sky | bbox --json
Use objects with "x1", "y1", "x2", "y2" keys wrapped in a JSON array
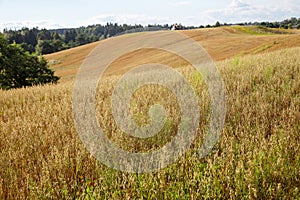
[{"x1": 0, "y1": 0, "x2": 299, "y2": 30}]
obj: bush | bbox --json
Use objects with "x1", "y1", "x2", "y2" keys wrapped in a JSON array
[{"x1": 0, "y1": 34, "x2": 59, "y2": 90}]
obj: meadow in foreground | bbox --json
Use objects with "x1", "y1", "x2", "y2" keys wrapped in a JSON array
[{"x1": 0, "y1": 47, "x2": 299, "y2": 199}]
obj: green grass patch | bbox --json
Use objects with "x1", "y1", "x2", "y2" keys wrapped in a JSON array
[{"x1": 231, "y1": 26, "x2": 292, "y2": 35}]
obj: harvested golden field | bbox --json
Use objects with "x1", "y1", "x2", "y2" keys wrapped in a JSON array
[
  {"x1": 1, "y1": 35, "x2": 300, "y2": 199},
  {"x1": 45, "y1": 26, "x2": 300, "y2": 80}
]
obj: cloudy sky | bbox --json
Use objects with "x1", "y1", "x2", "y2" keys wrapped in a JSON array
[{"x1": 0, "y1": 0, "x2": 299, "y2": 31}]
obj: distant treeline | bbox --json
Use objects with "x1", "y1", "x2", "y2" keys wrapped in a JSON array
[
  {"x1": 2, "y1": 17, "x2": 300, "y2": 55},
  {"x1": 2, "y1": 23, "x2": 147, "y2": 54},
  {"x1": 223, "y1": 17, "x2": 300, "y2": 29}
]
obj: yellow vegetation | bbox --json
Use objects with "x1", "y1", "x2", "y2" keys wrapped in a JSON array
[{"x1": 1, "y1": 28, "x2": 300, "y2": 198}]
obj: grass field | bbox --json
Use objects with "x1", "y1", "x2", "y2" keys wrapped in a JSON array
[
  {"x1": 1, "y1": 27, "x2": 300, "y2": 199},
  {"x1": 45, "y1": 26, "x2": 300, "y2": 80}
]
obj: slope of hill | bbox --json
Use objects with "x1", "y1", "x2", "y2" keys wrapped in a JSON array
[
  {"x1": 45, "y1": 26, "x2": 300, "y2": 80},
  {"x1": 2, "y1": 46, "x2": 300, "y2": 199}
]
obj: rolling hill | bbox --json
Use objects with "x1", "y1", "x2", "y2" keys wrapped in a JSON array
[
  {"x1": 1, "y1": 25, "x2": 300, "y2": 199},
  {"x1": 44, "y1": 26, "x2": 300, "y2": 81}
]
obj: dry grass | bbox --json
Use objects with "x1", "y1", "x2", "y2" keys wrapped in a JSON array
[
  {"x1": 45, "y1": 41, "x2": 103, "y2": 81},
  {"x1": 1, "y1": 45, "x2": 299, "y2": 199},
  {"x1": 45, "y1": 26, "x2": 300, "y2": 81}
]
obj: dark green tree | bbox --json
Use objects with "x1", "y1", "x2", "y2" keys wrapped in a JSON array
[
  {"x1": 24, "y1": 28, "x2": 38, "y2": 47},
  {"x1": 52, "y1": 32, "x2": 61, "y2": 40},
  {"x1": 0, "y1": 34, "x2": 59, "y2": 90},
  {"x1": 37, "y1": 29, "x2": 52, "y2": 40},
  {"x1": 51, "y1": 39, "x2": 63, "y2": 52},
  {"x1": 36, "y1": 40, "x2": 54, "y2": 54},
  {"x1": 75, "y1": 33, "x2": 88, "y2": 45},
  {"x1": 20, "y1": 42, "x2": 35, "y2": 53},
  {"x1": 64, "y1": 29, "x2": 77, "y2": 43}
]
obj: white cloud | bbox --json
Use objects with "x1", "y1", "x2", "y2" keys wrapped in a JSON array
[
  {"x1": 230, "y1": 0, "x2": 250, "y2": 9},
  {"x1": 84, "y1": 14, "x2": 177, "y2": 26},
  {"x1": 169, "y1": 1, "x2": 191, "y2": 7},
  {"x1": 0, "y1": 20, "x2": 67, "y2": 31},
  {"x1": 83, "y1": 1, "x2": 300, "y2": 27},
  {"x1": 201, "y1": 0, "x2": 300, "y2": 24},
  {"x1": 1, "y1": 0, "x2": 299, "y2": 31}
]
